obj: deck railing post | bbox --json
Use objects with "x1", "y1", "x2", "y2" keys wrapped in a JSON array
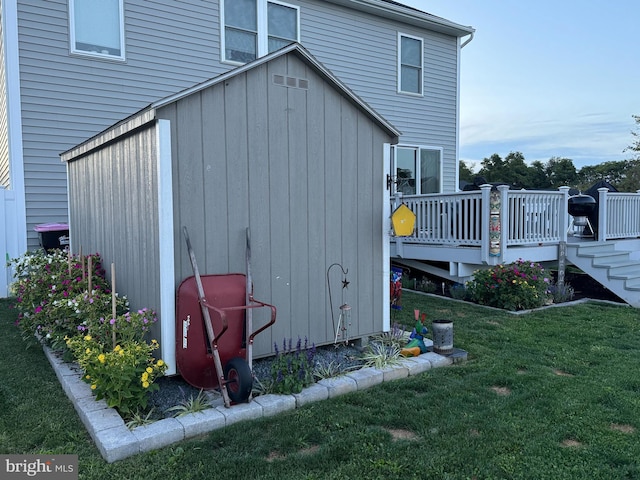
[
  {"x1": 558, "y1": 186, "x2": 570, "y2": 243},
  {"x1": 597, "y1": 187, "x2": 608, "y2": 241},
  {"x1": 480, "y1": 184, "x2": 492, "y2": 263},
  {"x1": 497, "y1": 185, "x2": 510, "y2": 263}
]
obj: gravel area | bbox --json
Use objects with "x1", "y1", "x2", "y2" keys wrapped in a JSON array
[{"x1": 148, "y1": 343, "x2": 367, "y2": 418}]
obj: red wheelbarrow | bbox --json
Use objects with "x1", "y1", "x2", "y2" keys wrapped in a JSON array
[{"x1": 176, "y1": 227, "x2": 276, "y2": 407}]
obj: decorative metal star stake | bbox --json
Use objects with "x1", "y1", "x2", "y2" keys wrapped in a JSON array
[{"x1": 342, "y1": 277, "x2": 350, "y2": 289}]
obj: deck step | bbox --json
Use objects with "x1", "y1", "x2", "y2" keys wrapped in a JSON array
[
  {"x1": 625, "y1": 279, "x2": 640, "y2": 291},
  {"x1": 608, "y1": 264, "x2": 640, "y2": 278}
]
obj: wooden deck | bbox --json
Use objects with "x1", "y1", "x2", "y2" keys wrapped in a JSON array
[{"x1": 390, "y1": 185, "x2": 640, "y2": 283}]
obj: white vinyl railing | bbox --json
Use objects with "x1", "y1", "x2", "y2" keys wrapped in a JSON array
[
  {"x1": 599, "y1": 189, "x2": 640, "y2": 240},
  {"x1": 392, "y1": 185, "x2": 640, "y2": 254}
]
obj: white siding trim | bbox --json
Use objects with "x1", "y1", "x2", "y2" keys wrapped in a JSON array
[
  {"x1": 382, "y1": 143, "x2": 391, "y2": 332},
  {"x1": 156, "y1": 119, "x2": 176, "y2": 375},
  {"x1": 3, "y1": 0, "x2": 26, "y2": 256}
]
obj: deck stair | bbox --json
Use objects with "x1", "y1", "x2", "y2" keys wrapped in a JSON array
[{"x1": 565, "y1": 242, "x2": 640, "y2": 307}]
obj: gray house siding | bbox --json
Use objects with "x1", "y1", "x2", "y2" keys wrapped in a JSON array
[
  {"x1": 296, "y1": 0, "x2": 460, "y2": 190},
  {"x1": 64, "y1": 47, "x2": 398, "y2": 364},
  {"x1": 16, "y1": 0, "x2": 226, "y2": 247},
  {"x1": 13, "y1": 0, "x2": 466, "y2": 248}
]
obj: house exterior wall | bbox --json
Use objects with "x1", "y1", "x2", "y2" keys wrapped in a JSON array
[
  {"x1": 11, "y1": 0, "x2": 465, "y2": 248},
  {"x1": 159, "y1": 52, "x2": 394, "y2": 356}
]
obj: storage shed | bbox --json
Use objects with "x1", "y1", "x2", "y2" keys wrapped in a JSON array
[{"x1": 61, "y1": 44, "x2": 400, "y2": 375}]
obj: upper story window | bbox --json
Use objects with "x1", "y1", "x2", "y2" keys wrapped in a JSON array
[
  {"x1": 222, "y1": 0, "x2": 299, "y2": 64},
  {"x1": 69, "y1": 0, "x2": 125, "y2": 60},
  {"x1": 393, "y1": 146, "x2": 442, "y2": 195},
  {"x1": 398, "y1": 33, "x2": 423, "y2": 95}
]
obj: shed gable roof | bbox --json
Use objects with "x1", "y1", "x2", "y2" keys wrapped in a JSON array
[{"x1": 62, "y1": 43, "x2": 400, "y2": 162}]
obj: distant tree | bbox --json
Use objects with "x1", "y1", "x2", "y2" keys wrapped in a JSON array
[
  {"x1": 576, "y1": 160, "x2": 632, "y2": 191},
  {"x1": 478, "y1": 151, "x2": 531, "y2": 188},
  {"x1": 459, "y1": 160, "x2": 475, "y2": 184},
  {"x1": 478, "y1": 153, "x2": 506, "y2": 182},
  {"x1": 528, "y1": 160, "x2": 551, "y2": 190},
  {"x1": 624, "y1": 115, "x2": 640, "y2": 160},
  {"x1": 545, "y1": 157, "x2": 577, "y2": 188}
]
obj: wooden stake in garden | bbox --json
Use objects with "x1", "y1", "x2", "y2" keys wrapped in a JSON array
[
  {"x1": 87, "y1": 255, "x2": 93, "y2": 294},
  {"x1": 111, "y1": 262, "x2": 117, "y2": 349},
  {"x1": 67, "y1": 249, "x2": 72, "y2": 276}
]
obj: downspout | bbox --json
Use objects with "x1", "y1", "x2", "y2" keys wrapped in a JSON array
[{"x1": 461, "y1": 31, "x2": 474, "y2": 49}]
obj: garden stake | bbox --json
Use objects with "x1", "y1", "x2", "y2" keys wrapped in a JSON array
[
  {"x1": 111, "y1": 263, "x2": 116, "y2": 349},
  {"x1": 87, "y1": 255, "x2": 92, "y2": 293}
]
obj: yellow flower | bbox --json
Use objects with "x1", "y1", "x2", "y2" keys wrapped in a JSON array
[
  {"x1": 85, "y1": 348, "x2": 91, "y2": 354},
  {"x1": 98, "y1": 354, "x2": 106, "y2": 364},
  {"x1": 142, "y1": 381, "x2": 150, "y2": 388},
  {"x1": 141, "y1": 372, "x2": 149, "y2": 382},
  {"x1": 157, "y1": 359, "x2": 164, "y2": 367},
  {"x1": 151, "y1": 339, "x2": 158, "y2": 345},
  {"x1": 85, "y1": 375, "x2": 91, "y2": 380},
  {"x1": 114, "y1": 345, "x2": 121, "y2": 352},
  {"x1": 84, "y1": 335, "x2": 92, "y2": 341},
  {"x1": 90, "y1": 384, "x2": 97, "y2": 390},
  {"x1": 146, "y1": 367, "x2": 153, "y2": 374}
]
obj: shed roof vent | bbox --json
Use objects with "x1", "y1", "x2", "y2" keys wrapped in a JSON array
[{"x1": 273, "y1": 74, "x2": 309, "y2": 90}]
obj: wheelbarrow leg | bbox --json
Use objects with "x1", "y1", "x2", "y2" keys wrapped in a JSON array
[{"x1": 183, "y1": 227, "x2": 232, "y2": 408}]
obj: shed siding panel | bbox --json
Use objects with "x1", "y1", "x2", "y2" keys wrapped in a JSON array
[
  {"x1": 0, "y1": 16, "x2": 9, "y2": 187},
  {"x1": 67, "y1": 125, "x2": 162, "y2": 340},
  {"x1": 156, "y1": 52, "x2": 392, "y2": 356}
]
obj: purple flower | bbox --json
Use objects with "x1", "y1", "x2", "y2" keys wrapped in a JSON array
[{"x1": 109, "y1": 318, "x2": 116, "y2": 325}]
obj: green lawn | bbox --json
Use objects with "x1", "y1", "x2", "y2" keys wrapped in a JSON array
[{"x1": 1, "y1": 294, "x2": 640, "y2": 479}]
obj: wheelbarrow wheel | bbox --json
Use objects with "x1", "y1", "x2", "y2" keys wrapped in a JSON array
[{"x1": 224, "y1": 357, "x2": 253, "y2": 403}]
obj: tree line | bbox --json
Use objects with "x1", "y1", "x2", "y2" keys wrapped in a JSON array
[{"x1": 460, "y1": 115, "x2": 640, "y2": 192}]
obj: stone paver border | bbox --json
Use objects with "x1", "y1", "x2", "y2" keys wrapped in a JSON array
[{"x1": 43, "y1": 344, "x2": 460, "y2": 463}]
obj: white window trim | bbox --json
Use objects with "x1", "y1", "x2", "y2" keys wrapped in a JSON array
[
  {"x1": 220, "y1": 0, "x2": 300, "y2": 66},
  {"x1": 69, "y1": 0, "x2": 126, "y2": 61},
  {"x1": 392, "y1": 145, "x2": 443, "y2": 195},
  {"x1": 397, "y1": 32, "x2": 423, "y2": 96}
]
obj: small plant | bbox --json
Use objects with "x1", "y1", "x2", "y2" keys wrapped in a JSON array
[
  {"x1": 65, "y1": 335, "x2": 168, "y2": 415},
  {"x1": 165, "y1": 389, "x2": 210, "y2": 417},
  {"x1": 270, "y1": 337, "x2": 316, "y2": 394},
  {"x1": 125, "y1": 409, "x2": 157, "y2": 429},
  {"x1": 369, "y1": 322, "x2": 406, "y2": 349},
  {"x1": 449, "y1": 283, "x2": 469, "y2": 301},
  {"x1": 361, "y1": 341, "x2": 402, "y2": 369},
  {"x1": 465, "y1": 259, "x2": 551, "y2": 311},
  {"x1": 549, "y1": 282, "x2": 575, "y2": 304},
  {"x1": 415, "y1": 277, "x2": 437, "y2": 293}
]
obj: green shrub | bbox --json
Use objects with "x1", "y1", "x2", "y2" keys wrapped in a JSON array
[{"x1": 465, "y1": 259, "x2": 551, "y2": 311}]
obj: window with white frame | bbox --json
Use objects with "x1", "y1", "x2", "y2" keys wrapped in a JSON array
[
  {"x1": 69, "y1": 0, "x2": 125, "y2": 60},
  {"x1": 393, "y1": 146, "x2": 442, "y2": 195},
  {"x1": 398, "y1": 33, "x2": 423, "y2": 95},
  {"x1": 222, "y1": 0, "x2": 299, "y2": 64}
]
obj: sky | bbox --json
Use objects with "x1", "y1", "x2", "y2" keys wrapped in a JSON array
[{"x1": 399, "y1": 0, "x2": 640, "y2": 171}]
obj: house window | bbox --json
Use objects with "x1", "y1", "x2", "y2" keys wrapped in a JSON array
[
  {"x1": 398, "y1": 33, "x2": 423, "y2": 95},
  {"x1": 393, "y1": 146, "x2": 442, "y2": 195},
  {"x1": 222, "y1": 0, "x2": 299, "y2": 64},
  {"x1": 69, "y1": 0, "x2": 125, "y2": 60}
]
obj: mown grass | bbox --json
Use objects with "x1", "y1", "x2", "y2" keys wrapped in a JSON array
[{"x1": 2, "y1": 294, "x2": 640, "y2": 479}]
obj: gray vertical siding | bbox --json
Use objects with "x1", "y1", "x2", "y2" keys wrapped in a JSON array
[
  {"x1": 66, "y1": 123, "x2": 163, "y2": 342},
  {"x1": 157, "y1": 52, "x2": 394, "y2": 356},
  {"x1": 16, "y1": 0, "x2": 462, "y2": 247}
]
